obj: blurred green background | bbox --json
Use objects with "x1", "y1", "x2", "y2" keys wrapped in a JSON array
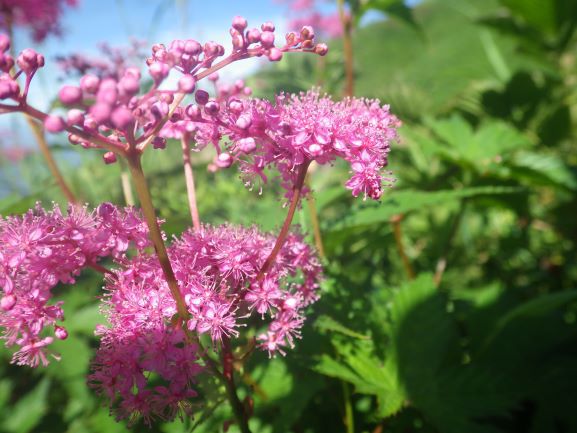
[{"x1": 1, "y1": 0, "x2": 577, "y2": 432}]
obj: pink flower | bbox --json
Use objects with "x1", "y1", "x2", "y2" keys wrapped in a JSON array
[
  {"x1": 0, "y1": 203, "x2": 150, "y2": 367},
  {"x1": 0, "y1": 0, "x2": 77, "y2": 42}
]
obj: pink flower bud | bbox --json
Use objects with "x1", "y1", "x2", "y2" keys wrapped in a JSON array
[
  {"x1": 119, "y1": 75, "x2": 140, "y2": 95},
  {"x1": 80, "y1": 74, "x2": 100, "y2": 93},
  {"x1": 238, "y1": 137, "x2": 256, "y2": 153},
  {"x1": 261, "y1": 21, "x2": 275, "y2": 32},
  {"x1": 194, "y1": 90, "x2": 209, "y2": 105},
  {"x1": 260, "y1": 31, "x2": 275, "y2": 48},
  {"x1": 246, "y1": 28, "x2": 261, "y2": 44},
  {"x1": 66, "y1": 109, "x2": 84, "y2": 126},
  {"x1": 185, "y1": 104, "x2": 201, "y2": 119},
  {"x1": 308, "y1": 143, "x2": 323, "y2": 157},
  {"x1": 103, "y1": 151, "x2": 117, "y2": 164},
  {"x1": 111, "y1": 106, "x2": 134, "y2": 129},
  {"x1": 44, "y1": 115, "x2": 66, "y2": 133},
  {"x1": 54, "y1": 326, "x2": 68, "y2": 340},
  {"x1": 148, "y1": 62, "x2": 169, "y2": 82},
  {"x1": 96, "y1": 79, "x2": 118, "y2": 104},
  {"x1": 0, "y1": 34, "x2": 10, "y2": 53},
  {"x1": 153, "y1": 137, "x2": 166, "y2": 149},
  {"x1": 228, "y1": 99, "x2": 243, "y2": 113},
  {"x1": 90, "y1": 103, "x2": 112, "y2": 124},
  {"x1": 58, "y1": 85, "x2": 83, "y2": 105},
  {"x1": 232, "y1": 16, "x2": 248, "y2": 31},
  {"x1": 235, "y1": 115, "x2": 252, "y2": 129},
  {"x1": 314, "y1": 43, "x2": 329, "y2": 56},
  {"x1": 1, "y1": 294, "x2": 16, "y2": 311},
  {"x1": 301, "y1": 26, "x2": 315, "y2": 40},
  {"x1": 216, "y1": 152, "x2": 233, "y2": 168},
  {"x1": 184, "y1": 39, "x2": 202, "y2": 55},
  {"x1": 178, "y1": 74, "x2": 196, "y2": 93},
  {"x1": 268, "y1": 48, "x2": 283, "y2": 62},
  {"x1": 0, "y1": 77, "x2": 19, "y2": 99},
  {"x1": 204, "y1": 100, "x2": 219, "y2": 116}
]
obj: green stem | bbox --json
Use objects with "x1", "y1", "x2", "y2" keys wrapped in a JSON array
[
  {"x1": 391, "y1": 214, "x2": 415, "y2": 280},
  {"x1": 257, "y1": 161, "x2": 311, "y2": 281},
  {"x1": 337, "y1": 0, "x2": 354, "y2": 97},
  {"x1": 125, "y1": 153, "x2": 188, "y2": 320},
  {"x1": 342, "y1": 381, "x2": 355, "y2": 433},
  {"x1": 222, "y1": 339, "x2": 252, "y2": 433}
]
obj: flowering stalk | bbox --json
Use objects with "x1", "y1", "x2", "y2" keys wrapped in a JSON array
[
  {"x1": 181, "y1": 134, "x2": 201, "y2": 231},
  {"x1": 125, "y1": 152, "x2": 189, "y2": 320},
  {"x1": 257, "y1": 160, "x2": 310, "y2": 281},
  {"x1": 337, "y1": 0, "x2": 354, "y2": 97},
  {"x1": 118, "y1": 159, "x2": 135, "y2": 206},
  {"x1": 25, "y1": 115, "x2": 77, "y2": 202}
]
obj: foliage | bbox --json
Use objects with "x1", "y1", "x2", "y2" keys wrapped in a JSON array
[{"x1": 1, "y1": 0, "x2": 577, "y2": 432}]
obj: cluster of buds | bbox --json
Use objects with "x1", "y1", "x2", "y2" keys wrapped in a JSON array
[{"x1": 0, "y1": 34, "x2": 45, "y2": 101}]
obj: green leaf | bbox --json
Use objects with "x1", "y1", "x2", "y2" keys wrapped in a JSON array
[
  {"x1": 2, "y1": 378, "x2": 51, "y2": 433},
  {"x1": 329, "y1": 186, "x2": 522, "y2": 230},
  {"x1": 314, "y1": 315, "x2": 370, "y2": 339}
]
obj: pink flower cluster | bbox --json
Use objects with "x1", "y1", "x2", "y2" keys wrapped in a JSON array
[
  {"x1": 281, "y1": 0, "x2": 345, "y2": 38},
  {"x1": 90, "y1": 224, "x2": 321, "y2": 424},
  {"x1": 0, "y1": 203, "x2": 150, "y2": 367},
  {"x1": 0, "y1": 0, "x2": 77, "y2": 42},
  {"x1": 163, "y1": 89, "x2": 400, "y2": 200}
]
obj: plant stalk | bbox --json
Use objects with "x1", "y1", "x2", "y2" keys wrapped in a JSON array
[
  {"x1": 222, "y1": 339, "x2": 252, "y2": 433},
  {"x1": 125, "y1": 153, "x2": 188, "y2": 320},
  {"x1": 337, "y1": 0, "x2": 354, "y2": 97},
  {"x1": 181, "y1": 135, "x2": 201, "y2": 231},
  {"x1": 391, "y1": 214, "x2": 415, "y2": 280},
  {"x1": 257, "y1": 161, "x2": 311, "y2": 281}
]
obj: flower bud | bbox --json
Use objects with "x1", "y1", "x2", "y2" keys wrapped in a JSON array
[
  {"x1": 194, "y1": 89, "x2": 209, "y2": 105},
  {"x1": 261, "y1": 21, "x2": 275, "y2": 32},
  {"x1": 80, "y1": 74, "x2": 100, "y2": 93},
  {"x1": 246, "y1": 28, "x2": 261, "y2": 44},
  {"x1": 44, "y1": 115, "x2": 66, "y2": 133},
  {"x1": 58, "y1": 85, "x2": 83, "y2": 105},
  {"x1": 216, "y1": 152, "x2": 233, "y2": 168},
  {"x1": 54, "y1": 326, "x2": 68, "y2": 340},
  {"x1": 90, "y1": 103, "x2": 112, "y2": 124},
  {"x1": 260, "y1": 31, "x2": 275, "y2": 48},
  {"x1": 232, "y1": 16, "x2": 248, "y2": 31},
  {"x1": 238, "y1": 137, "x2": 256, "y2": 153},
  {"x1": 314, "y1": 43, "x2": 329, "y2": 56},
  {"x1": 268, "y1": 48, "x2": 283, "y2": 62},
  {"x1": 66, "y1": 109, "x2": 84, "y2": 126},
  {"x1": 204, "y1": 100, "x2": 219, "y2": 116},
  {"x1": 103, "y1": 151, "x2": 117, "y2": 164},
  {"x1": 0, "y1": 34, "x2": 10, "y2": 53},
  {"x1": 178, "y1": 74, "x2": 196, "y2": 93},
  {"x1": 1, "y1": 294, "x2": 16, "y2": 311},
  {"x1": 111, "y1": 106, "x2": 134, "y2": 129},
  {"x1": 153, "y1": 137, "x2": 166, "y2": 149}
]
